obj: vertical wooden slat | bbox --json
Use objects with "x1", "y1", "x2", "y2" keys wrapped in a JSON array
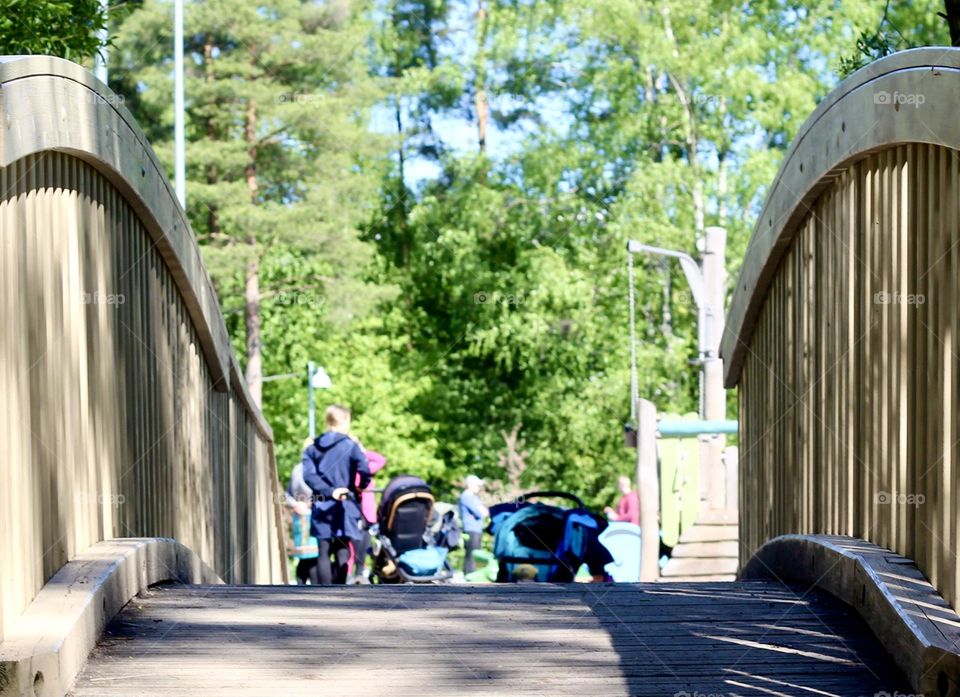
[
  {"x1": 895, "y1": 145, "x2": 908, "y2": 555},
  {"x1": 950, "y1": 149, "x2": 960, "y2": 607},
  {"x1": 0, "y1": 153, "x2": 284, "y2": 641},
  {"x1": 914, "y1": 144, "x2": 929, "y2": 578},
  {"x1": 735, "y1": 142, "x2": 960, "y2": 610}
]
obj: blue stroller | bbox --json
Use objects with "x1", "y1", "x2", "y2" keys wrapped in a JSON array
[{"x1": 488, "y1": 491, "x2": 607, "y2": 582}]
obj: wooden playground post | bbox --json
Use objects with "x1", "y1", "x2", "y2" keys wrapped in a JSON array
[
  {"x1": 636, "y1": 398, "x2": 660, "y2": 581},
  {"x1": 701, "y1": 225, "x2": 728, "y2": 511}
]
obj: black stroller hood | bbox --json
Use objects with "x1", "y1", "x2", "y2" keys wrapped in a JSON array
[
  {"x1": 377, "y1": 475, "x2": 433, "y2": 528},
  {"x1": 371, "y1": 474, "x2": 453, "y2": 583}
]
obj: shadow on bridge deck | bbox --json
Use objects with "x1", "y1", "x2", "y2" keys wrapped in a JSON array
[{"x1": 70, "y1": 581, "x2": 909, "y2": 697}]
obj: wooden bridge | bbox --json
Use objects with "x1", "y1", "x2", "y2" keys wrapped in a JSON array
[
  {"x1": 71, "y1": 581, "x2": 907, "y2": 696},
  {"x1": 3, "y1": 50, "x2": 960, "y2": 697}
]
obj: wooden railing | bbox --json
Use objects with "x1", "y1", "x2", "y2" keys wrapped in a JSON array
[
  {"x1": 0, "y1": 57, "x2": 287, "y2": 643},
  {"x1": 721, "y1": 48, "x2": 960, "y2": 609}
]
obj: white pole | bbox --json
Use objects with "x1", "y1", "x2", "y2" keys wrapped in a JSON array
[
  {"x1": 636, "y1": 398, "x2": 660, "y2": 582},
  {"x1": 93, "y1": 0, "x2": 109, "y2": 84},
  {"x1": 174, "y1": 0, "x2": 186, "y2": 207},
  {"x1": 308, "y1": 361, "x2": 316, "y2": 438}
]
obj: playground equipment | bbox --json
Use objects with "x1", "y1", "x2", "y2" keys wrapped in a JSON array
[
  {"x1": 598, "y1": 522, "x2": 642, "y2": 582},
  {"x1": 624, "y1": 231, "x2": 738, "y2": 580}
]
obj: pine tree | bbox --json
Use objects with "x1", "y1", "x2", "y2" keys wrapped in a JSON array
[{"x1": 114, "y1": 0, "x2": 387, "y2": 405}]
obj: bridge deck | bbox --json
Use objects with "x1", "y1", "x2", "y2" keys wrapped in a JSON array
[{"x1": 71, "y1": 582, "x2": 908, "y2": 697}]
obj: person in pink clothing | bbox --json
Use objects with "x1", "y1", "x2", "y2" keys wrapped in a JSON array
[
  {"x1": 351, "y1": 449, "x2": 386, "y2": 581},
  {"x1": 359, "y1": 450, "x2": 386, "y2": 522},
  {"x1": 604, "y1": 475, "x2": 640, "y2": 526}
]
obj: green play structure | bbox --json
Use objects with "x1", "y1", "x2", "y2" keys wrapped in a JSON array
[{"x1": 657, "y1": 412, "x2": 702, "y2": 549}]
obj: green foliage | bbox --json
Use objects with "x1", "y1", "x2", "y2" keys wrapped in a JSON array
[
  {"x1": 0, "y1": 0, "x2": 112, "y2": 61},
  {"x1": 838, "y1": 0, "x2": 951, "y2": 77},
  {"x1": 113, "y1": 0, "x2": 385, "y2": 281},
  {"x1": 105, "y1": 0, "x2": 953, "y2": 512},
  {"x1": 249, "y1": 251, "x2": 441, "y2": 485},
  {"x1": 362, "y1": 0, "x2": 901, "y2": 508}
]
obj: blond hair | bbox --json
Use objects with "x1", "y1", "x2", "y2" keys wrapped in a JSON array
[{"x1": 325, "y1": 404, "x2": 351, "y2": 434}]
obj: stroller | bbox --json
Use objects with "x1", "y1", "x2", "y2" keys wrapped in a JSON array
[
  {"x1": 371, "y1": 475, "x2": 459, "y2": 583},
  {"x1": 489, "y1": 491, "x2": 606, "y2": 582}
]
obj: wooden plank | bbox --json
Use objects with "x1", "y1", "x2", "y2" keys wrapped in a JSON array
[
  {"x1": 677, "y1": 524, "x2": 739, "y2": 544},
  {"x1": 70, "y1": 583, "x2": 911, "y2": 697},
  {"x1": 669, "y1": 540, "x2": 739, "y2": 558},
  {"x1": 658, "y1": 558, "x2": 738, "y2": 576}
]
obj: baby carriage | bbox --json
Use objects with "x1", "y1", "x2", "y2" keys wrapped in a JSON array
[
  {"x1": 488, "y1": 491, "x2": 607, "y2": 582},
  {"x1": 371, "y1": 475, "x2": 459, "y2": 583}
]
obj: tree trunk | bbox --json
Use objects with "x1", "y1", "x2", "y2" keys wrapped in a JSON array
[
  {"x1": 498, "y1": 423, "x2": 528, "y2": 497},
  {"x1": 661, "y1": 264, "x2": 673, "y2": 337},
  {"x1": 662, "y1": 5, "x2": 704, "y2": 239},
  {"x1": 204, "y1": 36, "x2": 220, "y2": 237},
  {"x1": 244, "y1": 98, "x2": 263, "y2": 407},
  {"x1": 718, "y1": 149, "x2": 728, "y2": 229},
  {"x1": 395, "y1": 96, "x2": 410, "y2": 269},
  {"x1": 474, "y1": 0, "x2": 489, "y2": 155},
  {"x1": 944, "y1": 0, "x2": 960, "y2": 46},
  {"x1": 717, "y1": 19, "x2": 730, "y2": 229},
  {"x1": 245, "y1": 256, "x2": 262, "y2": 406},
  {"x1": 395, "y1": 97, "x2": 405, "y2": 190},
  {"x1": 691, "y1": 162, "x2": 705, "y2": 238}
]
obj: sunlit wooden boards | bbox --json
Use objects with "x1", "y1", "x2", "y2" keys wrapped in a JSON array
[{"x1": 71, "y1": 582, "x2": 909, "y2": 697}]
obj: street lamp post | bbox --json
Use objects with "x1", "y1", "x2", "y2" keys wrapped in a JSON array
[
  {"x1": 173, "y1": 0, "x2": 186, "y2": 207},
  {"x1": 307, "y1": 362, "x2": 332, "y2": 438},
  {"x1": 627, "y1": 226, "x2": 728, "y2": 511},
  {"x1": 308, "y1": 361, "x2": 316, "y2": 438},
  {"x1": 261, "y1": 362, "x2": 332, "y2": 439}
]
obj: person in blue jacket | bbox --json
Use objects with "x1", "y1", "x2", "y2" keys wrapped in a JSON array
[
  {"x1": 459, "y1": 475, "x2": 489, "y2": 574},
  {"x1": 302, "y1": 404, "x2": 371, "y2": 584}
]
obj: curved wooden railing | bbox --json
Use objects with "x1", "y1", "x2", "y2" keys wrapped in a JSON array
[
  {"x1": 0, "y1": 56, "x2": 287, "y2": 643},
  {"x1": 722, "y1": 48, "x2": 960, "y2": 609}
]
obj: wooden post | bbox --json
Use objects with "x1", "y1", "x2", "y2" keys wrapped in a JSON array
[
  {"x1": 701, "y1": 226, "x2": 728, "y2": 510},
  {"x1": 637, "y1": 398, "x2": 660, "y2": 581},
  {"x1": 724, "y1": 445, "x2": 738, "y2": 510}
]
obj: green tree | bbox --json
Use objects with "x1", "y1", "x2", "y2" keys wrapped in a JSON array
[
  {"x1": 839, "y1": 0, "x2": 954, "y2": 76},
  {"x1": 364, "y1": 0, "x2": 909, "y2": 507},
  {"x1": 0, "y1": 0, "x2": 112, "y2": 61},
  {"x1": 108, "y1": 0, "x2": 960, "y2": 508},
  {"x1": 231, "y1": 250, "x2": 443, "y2": 482},
  {"x1": 113, "y1": 0, "x2": 387, "y2": 407}
]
